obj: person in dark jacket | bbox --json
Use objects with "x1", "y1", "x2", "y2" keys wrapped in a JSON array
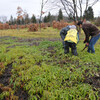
[
  {"x1": 60, "y1": 25, "x2": 70, "y2": 48},
  {"x1": 60, "y1": 25, "x2": 79, "y2": 56},
  {"x1": 77, "y1": 21, "x2": 100, "y2": 53}
]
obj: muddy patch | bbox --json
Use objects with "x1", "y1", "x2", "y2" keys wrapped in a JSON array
[
  {"x1": 0, "y1": 63, "x2": 12, "y2": 86},
  {"x1": 14, "y1": 88, "x2": 29, "y2": 100},
  {"x1": 84, "y1": 75, "x2": 100, "y2": 88},
  {"x1": 0, "y1": 62, "x2": 29, "y2": 100},
  {"x1": 0, "y1": 36, "x2": 61, "y2": 42}
]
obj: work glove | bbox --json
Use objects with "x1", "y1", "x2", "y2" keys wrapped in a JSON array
[{"x1": 85, "y1": 43, "x2": 89, "y2": 47}]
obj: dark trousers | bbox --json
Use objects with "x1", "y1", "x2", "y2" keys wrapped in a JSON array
[{"x1": 64, "y1": 41, "x2": 78, "y2": 55}]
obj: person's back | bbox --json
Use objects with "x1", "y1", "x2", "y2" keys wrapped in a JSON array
[
  {"x1": 82, "y1": 22, "x2": 100, "y2": 36},
  {"x1": 64, "y1": 26, "x2": 79, "y2": 44}
]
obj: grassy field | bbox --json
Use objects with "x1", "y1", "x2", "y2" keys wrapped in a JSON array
[{"x1": 0, "y1": 27, "x2": 100, "y2": 100}]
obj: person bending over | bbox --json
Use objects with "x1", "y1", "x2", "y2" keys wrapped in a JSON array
[{"x1": 77, "y1": 21, "x2": 100, "y2": 53}]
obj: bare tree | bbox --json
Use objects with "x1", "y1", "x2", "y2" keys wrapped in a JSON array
[
  {"x1": 16, "y1": 6, "x2": 23, "y2": 25},
  {"x1": 48, "y1": 0, "x2": 99, "y2": 22},
  {"x1": 0, "y1": 16, "x2": 7, "y2": 23},
  {"x1": 46, "y1": 0, "x2": 99, "y2": 33},
  {"x1": 39, "y1": 0, "x2": 49, "y2": 31}
]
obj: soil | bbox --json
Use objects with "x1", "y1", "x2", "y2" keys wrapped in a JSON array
[
  {"x1": 84, "y1": 76, "x2": 100, "y2": 88},
  {"x1": 0, "y1": 63, "x2": 29, "y2": 100},
  {"x1": 14, "y1": 88, "x2": 29, "y2": 100},
  {"x1": 0, "y1": 63, "x2": 12, "y2": 86}
]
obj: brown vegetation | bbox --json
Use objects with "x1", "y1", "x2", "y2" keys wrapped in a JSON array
[
  {"x1": 28, "y1": 24, "x2": 39, "y2": 32},
  {"x1": 0, "y1": 20, "x2": 75, "y2": 31},
  {"x1": 52, "y1": 20, "x2": 69, "y2": 30}
]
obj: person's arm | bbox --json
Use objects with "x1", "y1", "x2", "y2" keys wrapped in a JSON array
[
  {"x1": 82, "y1": 28, "x2": 90, "y2": 43},
  {"x1": 60, "y1": 26, "x2": 70, "y2": 40}
]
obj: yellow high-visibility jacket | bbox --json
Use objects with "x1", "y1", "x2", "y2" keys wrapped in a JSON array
[{"x1": 64, "y1": 29, "x2": 78, "y2": 44}]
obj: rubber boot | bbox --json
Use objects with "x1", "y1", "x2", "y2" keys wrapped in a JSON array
[
  {"x1": 72, "y1": 49, "x2": 78, "y2": 56},
  {"x1": 64, "y1": 47, "x2": 69, "y2": 54}
]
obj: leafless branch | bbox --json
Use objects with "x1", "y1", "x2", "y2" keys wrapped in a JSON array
[
  {"x1": 44, "y1": 0, "x2": 99, "y2": 21},
  {"x1": 89, "y1": 0, "x2": 99, "y2": 7}
]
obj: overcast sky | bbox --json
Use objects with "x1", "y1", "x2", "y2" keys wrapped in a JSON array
[
  {"x1": 0, "y1": 0, "x2": 42, "y2": 20},
  {"x1": 0, "y1": 0, "x2": 100, "y2": 21}
]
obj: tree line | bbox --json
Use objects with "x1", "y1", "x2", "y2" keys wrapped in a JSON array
[
  {"x1": 8, "y1": 6, "x2": 94, "y2": 25},
  {"x1": 0, "y1": 5, "x2": 94, "y2": 25},
  {"x1": 8, "y1": 9, "x2": 64, "y2": 25}
]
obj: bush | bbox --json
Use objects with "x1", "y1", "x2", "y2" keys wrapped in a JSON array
[{"x1": 28, "y1": 24, "x2": 38, "y2": 32}]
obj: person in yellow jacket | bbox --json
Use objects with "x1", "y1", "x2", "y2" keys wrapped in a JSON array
[{"x1": 60, "y1": 25, "x2": 79, "y2": 56}]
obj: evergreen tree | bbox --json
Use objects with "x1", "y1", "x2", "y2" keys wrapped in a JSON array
[
  {"x1": 43, "y1": 12, "x2": 52, "y2": 23},
  {"x1": 17, "y1": 19, "x2": 21, "y2": 25},
  {"x1": 21, "y1": 18, "x2": 25, "y2": 25},
  {"x1": 13, "y1": 18, "x2": 17, "y2": 25},
  {"x1": 47, "y1": 12, "x2": 51, "y2": 22},
  {"x1": 68, "y1": 13, "x2": 73, "y2": 21},
  {"x1": 44, "y1": 16, "x2": 48, "y2": 23},
  {"x1": 9, "y1": 15, "x2": 14, "y2": 25},
  {"x1": 25, "y1": 14, "x2": 30, "y2": 24},
  {"x1": 83, "y1": 6, "x2": 94, "y2": 20},
  {"x1": 58, "y1": 9, "x2": 63, "y2": 21},
  {"x1": 31, "y1": 14, "x2": 36, "y2": 23}
]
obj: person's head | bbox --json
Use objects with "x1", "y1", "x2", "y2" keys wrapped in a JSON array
[
  {"x1": 69, "y1": 25, "x2": 76, "y2": 29},
  {"x1": 77, "y1": 20, "x2": 83, "y2": 28}
]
